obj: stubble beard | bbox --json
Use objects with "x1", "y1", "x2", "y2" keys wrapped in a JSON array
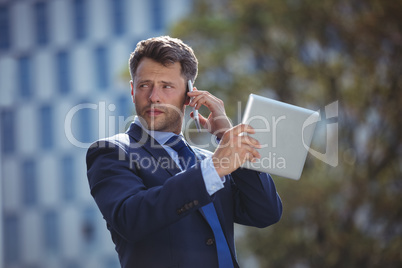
[{"x1": 137, "y1": 103, "x2": 185, "y2": 133}]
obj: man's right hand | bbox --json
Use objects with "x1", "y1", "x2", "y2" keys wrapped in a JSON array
[{"x1": 212, "y1": 124, "x2": 262, "y2": 177}]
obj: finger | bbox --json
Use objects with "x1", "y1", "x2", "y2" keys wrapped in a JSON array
[
  {"x1": 193, "y1": 97, "x2": 211, "y2": 110},
  {"x1": 189, "y1": 92, "x2": 221, "y2": 111},
  {"x1": 239, "y1": 135, "x2": 262, "y2": 149},
  {"x1": 198, "y1": 113, "x2": 208, "y2": 127},
  {"x1": 229, "y1": 124, "x2": 256, "y2": 137},
  {"x1": 244, "y1": 145, "x2": 261, "y2": 161},
  {"x1": 189, "y1": 93, "x2": 212, "y2": 108},
  {"x1": 191, "y1": 110, "x2": 211, "y2": 128},
  {"x1": 187, "y1": 87, "x2": 203, "y2": 96},
  {"x1": 187, "y1": 88, "x2": 200, "y2": 103},
  {"x1": 187, "y1": 90, "x2": 204, "y2": 101},
  {"x1": 190, "y1": 111, "x2": 208, "y2": 126},
  {"x1": 244, "y1": 152, "x2": 259, "y2": 163},
  {"x1": 237, "y1": 146, "x2": 261, "y2": 164},
  {"x1": 219, "y1": 126, "x2": 257, "y2": 151},
  {"x1": 249, "y1": 146, "x2": 261, "y2": 160}
]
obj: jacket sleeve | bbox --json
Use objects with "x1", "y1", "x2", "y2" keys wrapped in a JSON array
[
  {"x1": 230, "y1": 168, "x2": 282, "y2": 228},
  {"x1": 86, "y1": 140, "x2": 212, "y2": 243}
]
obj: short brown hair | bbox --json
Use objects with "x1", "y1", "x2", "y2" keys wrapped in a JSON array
[{"x1": 129, "y1": 36, "x2": 198, "y2": 83}]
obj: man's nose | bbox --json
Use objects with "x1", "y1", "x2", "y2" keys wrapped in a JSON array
[{"x1": 149, "y1": 87, "x2": 160, "y2": 103}]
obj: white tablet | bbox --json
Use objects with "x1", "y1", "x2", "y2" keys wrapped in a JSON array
[{"x1": 241, "y1": 94, "x2": 319, "y2": 180}]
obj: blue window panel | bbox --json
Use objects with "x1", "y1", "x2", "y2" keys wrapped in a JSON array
[
  {"x1": 3, "y1": 214, "x2": 20, "y2": 263},
  {"x1": 34, "y1": 2, "x2": 48, "y2": 46},
  {"x1": 77, "y1": 100, "x2": 95, "y2": 143},
  {"x1": 18, "y1": 56, "x2": 33, "y2": 98},
  {"x1": 23, "y1": 265, "x2": 40, "y2": 268},
  {"x1": 82, "y1": 207, "x2": 98, "y2": 246},
  {"x1": 150, "y1": 0, "x2": 164, "y2": 31},
  {"x1": 22, "y1": 159, "x2": 37, "y2": 206},
  {"x1": 56, "y1": 51, "x2": 71, "y2": 94},
  {"x1": 43, "y1": 210, "x2": 60, "y2": 253},
  {"x1": 61, "y1": 155, "x2": 75, "y2": 201},
  {"x1": 111, "y1": 0, "x2": 125, "y2": 35},
  {"x1": 63, "y1": 261, "x2": 81, "y2": 268},
  {"x1": 116, "y1": 95, "x2": 132, "y2": 131},
  {"x1": 1, "y1": 109, "x2": 15, "y2": 153},
  {"x1": 117, "y1": 95, "x2": 131, "y2": 118},
  {"x1": 95, "y1": 46, "x2": 109, "y2": 89},
  {"x1": 39, "y1": 105, "x2": 54, "y2": 149},
  {"x1": 0, "y1": 6, "x2": 10, "y2": 49},
  {"x1": 73, "y1": 0, "x2": 87, "y2": 40},
  {"x1": 103, "y1": 255, "x2": 120, "y2": 268}
]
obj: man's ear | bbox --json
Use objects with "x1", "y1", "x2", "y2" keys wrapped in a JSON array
[
  {"x1": 130, "y1": 81, "x2": 135, "y2": 103},
  {"x1": 185, "y1": 94, "x2": 191, "y2": 105},
  {"x1": 184, "y1": 81, "x2": 192, "y2": 105}
]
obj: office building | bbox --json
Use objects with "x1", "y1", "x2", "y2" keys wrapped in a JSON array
[{"x1": 0, "y1": 0, "x2": 192, "y2": 267}]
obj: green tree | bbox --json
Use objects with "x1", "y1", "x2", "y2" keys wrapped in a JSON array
[{"x1": 171, "y1": 0, "x2": 402, "y2": 267}]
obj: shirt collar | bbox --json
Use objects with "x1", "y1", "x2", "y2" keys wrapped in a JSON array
[{"x1": 133, "y1": 116, "x2": 183, "y2": 145}]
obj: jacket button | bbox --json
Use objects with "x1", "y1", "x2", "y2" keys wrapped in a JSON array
[
  {"x1": 193, "y1": 200, "x2": 199, "y2": 206},
  {"x1": 206, "y1": 238, "x2": 215, "y2": 246}
]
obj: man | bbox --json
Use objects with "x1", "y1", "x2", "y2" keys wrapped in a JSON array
[{"x1": 86, "y1": 36, "x2": 282, "y2": 268}]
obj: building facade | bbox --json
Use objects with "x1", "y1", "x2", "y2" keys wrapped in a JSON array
[{"x1": 0, "y1": 0, "x2": 192, "y2": 267}]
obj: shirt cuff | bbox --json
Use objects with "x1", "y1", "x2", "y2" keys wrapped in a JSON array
[{"x1": 200, "y1": 157, "x2": 225, "y2": 196}]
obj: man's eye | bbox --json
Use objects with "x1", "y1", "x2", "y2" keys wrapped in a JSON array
[{"x1": 139, "y1": 84, "x2": 149, "y2": 88}]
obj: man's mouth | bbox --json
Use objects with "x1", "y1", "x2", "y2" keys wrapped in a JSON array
[{"x1": 146, "y1": 108, "x2": 164, "y2": 116}]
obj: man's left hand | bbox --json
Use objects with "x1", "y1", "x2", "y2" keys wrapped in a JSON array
[{"x1": 187, "y1": 88, "x2": 232, "y2": 139}]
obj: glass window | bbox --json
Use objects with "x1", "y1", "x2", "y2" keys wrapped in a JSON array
[
  {"x1": 0, "y1": 6, "x2": 10, "y2": 49},
  {"x1": 3, "y1": 214, "x2": 20, "y2": 263},
  {"x1": 82, "y1": 207, "x2": 98, "y2": 246},
  {"x1": 63, "y1": 261, "x2": 81, "y2": 268},
  {"x1": 95, "y1": 46, "x2": 109, "y2": 89},
  {"x1": 150, "y1": 0, "x2": 163, "y2": 31},
  {"x1": 39, "y1": 105, "x2": 53, "y2": 149},
  {"x1": 77, "y1": 100, "x2": 94, "y2": 143},
  {"x1": 103, "y1": 255, "x2": 120, "y2": 268},
  {"x1": 34, "y1": 2, "x2": 48, "y2": 46},
  {"x1": 18, "y1": 55, "x2": 33, "y2": 98},
  {"x1": 73, "y1": 0, "x2": 87, "y2": 40},
  {"x1": 43, "y1": 210, "x2": 60, "y2": 253},
  {"x1": 61, "y1": 154, "x2": 75, "y2": 201},
  {"x1": 111, "y1": 0, "x2": 125, "y2": 35},
  {"x1": 56, "y1": 51, "x2": 71, "y2": 94},
  {"x1": 117, "y1": 95, "x2": 131, "y2": 118},
  {"x1": 22, "y1": 159, "x2": 37, "y2": 206},
  {"x1": 1, "y1": 108, "x2": 15, "y2": 153},
  {"x1": 116, "y1": 95, "x2": 132, "y2": 131}
]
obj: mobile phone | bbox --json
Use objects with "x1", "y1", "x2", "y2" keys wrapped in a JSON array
[{"x1": 187, "y1": 80, "x2": 201, "y2": 132}]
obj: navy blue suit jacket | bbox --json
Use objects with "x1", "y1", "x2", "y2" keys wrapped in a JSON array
[{"x1": 86, "y1": 123, "x2": 282, "y2": 268}]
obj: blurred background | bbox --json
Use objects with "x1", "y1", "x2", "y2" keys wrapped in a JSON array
[{"x1": 1, "y1": 0, "x2": 401, "y2": 267}]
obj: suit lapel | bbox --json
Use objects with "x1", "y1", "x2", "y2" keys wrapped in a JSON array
[{"x1": 126, "y1": 123, "x2": 182, "y2": 176}]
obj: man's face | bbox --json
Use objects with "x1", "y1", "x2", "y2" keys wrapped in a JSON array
[{"x1": 131, "y1": 57, "x2": 188, "y2": 134}]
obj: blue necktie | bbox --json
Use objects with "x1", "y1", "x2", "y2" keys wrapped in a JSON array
[{"x1": 165, "y1": 135, "x2": 234, "y2": 268}]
